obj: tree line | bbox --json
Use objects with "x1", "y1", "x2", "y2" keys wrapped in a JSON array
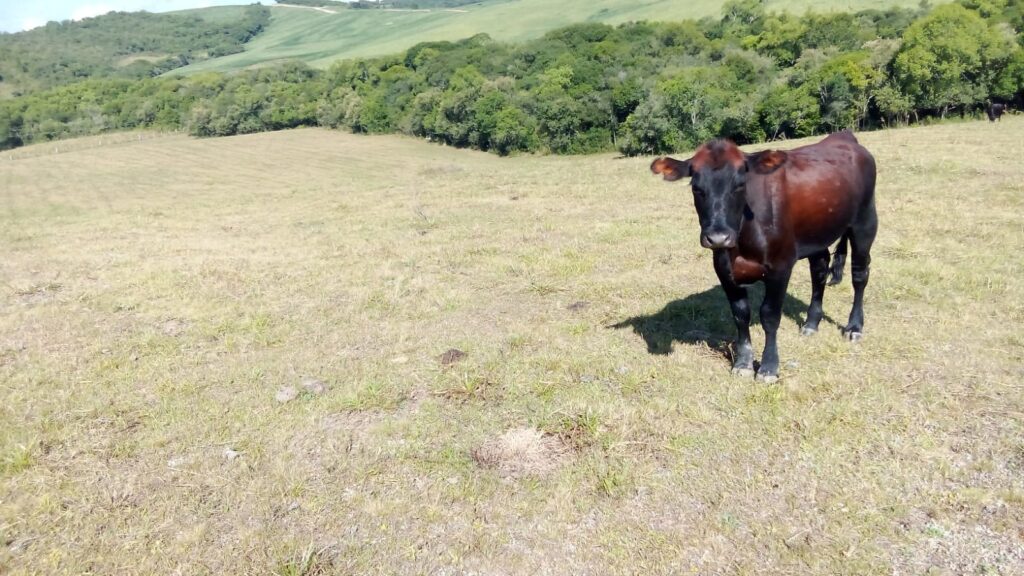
[{"x1": 1, "y1": 0, "x2": 1022, "y2": 155}]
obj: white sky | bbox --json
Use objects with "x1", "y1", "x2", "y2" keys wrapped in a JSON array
[{"x1": 0, "y1": 1, "x2": 271, "y2": 33}]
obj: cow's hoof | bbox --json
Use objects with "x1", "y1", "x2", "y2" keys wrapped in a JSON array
[
  {"x1": 731, "y1": 367, "x2": 755, "y2": 378},
  {"x1": 843, "y1": 329, "x2": 863, "y2": 342},
  {"x1": 755, "y1": 371, "x2": 778, "y2": 384},
  {"x1": 800, "y1": 325, "x2": 818, "y2": 336}
]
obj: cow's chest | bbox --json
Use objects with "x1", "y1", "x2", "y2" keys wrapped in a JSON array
[{"x1": 731, "y1": 254, "x2": 767, "y2": 285}]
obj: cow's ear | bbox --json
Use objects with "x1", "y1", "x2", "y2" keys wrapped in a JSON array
[
  {"x1": 650, "y1": 157, "x2": 691, "y2": 181},
  {"x1": 746, "y1": 150, "x2": 787, "y2": 175}
]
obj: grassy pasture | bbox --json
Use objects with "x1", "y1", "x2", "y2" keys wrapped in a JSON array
[
  {"x1": 175, "y1": 0, "x2": 938, "y2": 73},
  {"x1": 1, "y1": 118, "x2": 1023, "y2": 574}
]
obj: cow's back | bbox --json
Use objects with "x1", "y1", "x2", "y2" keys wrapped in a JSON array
[{"x1": 751, "y1": 131, "x2": 875, "y2": 256}]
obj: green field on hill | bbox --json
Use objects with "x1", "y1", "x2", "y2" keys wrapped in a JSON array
[
  {"x1": 176, "y1": 0, "x2": 938, "y2": 73},
  {"x1": 2, "y1": 118, "x2": 1022, "y2": 574}
]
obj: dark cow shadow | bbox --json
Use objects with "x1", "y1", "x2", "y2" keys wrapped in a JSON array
[{"x1": 611, "y1": 285, "x2": 837, "y2": 358}]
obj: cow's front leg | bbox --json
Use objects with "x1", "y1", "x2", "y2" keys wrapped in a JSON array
[
  {"x1": 713, "y1": 251, "x2": 754, "y2": 377},
  {"x1": 724, "y1": 285, "x2": 754, "y2": 377},
  {"x1": 757, "y1": 269, "x2": 792, "y2": 383}
]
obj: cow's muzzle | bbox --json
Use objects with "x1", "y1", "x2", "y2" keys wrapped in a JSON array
[{"x1": 701, "y1": 231, "x2": 737, "y2": 249}]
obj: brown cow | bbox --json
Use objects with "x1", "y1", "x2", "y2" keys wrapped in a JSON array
[{"x1": 650, "y1": 131, "x2": 878, "y2": 381}]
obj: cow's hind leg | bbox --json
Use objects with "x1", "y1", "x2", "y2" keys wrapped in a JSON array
[
  {"x1": 802, "y1": 250, "x2": 830, "y2": 336},
  {"x1": 843, "y1": 210, "x2": 878, "y2": 341}
]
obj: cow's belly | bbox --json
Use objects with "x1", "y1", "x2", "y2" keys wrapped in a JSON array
[
  {"x1": 795, "y1": 235, "x2": 843, "y2": 259},
  {"x1": 790, "y1": 198, "x2": 856, "y2": 256}
]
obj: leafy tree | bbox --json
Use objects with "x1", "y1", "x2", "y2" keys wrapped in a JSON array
[
  {"x1": 619, "y1": 96, "x2": 683, "y2": 155},
  {"x1": 800, "y1": 13, "x2": 869, "y2": 52},
  {"x1": 803, "y1": 52, "x2": 883, "y2": 130},
  {"x1": 749, "y1": 15, "x2": 805, "y2": 65},
  {"x1": 434, "y1": 65, "x2": 486, "y2": 146},
  {"x1": 658, "y1": 67, "x2": 735, "y2": 147},
  {"x1": 719, "y1": 0, "x2": 769, "y2": 39},
  {"x1": 959, "y1": 0, "x2": 1008, "y2": 18},
  {"x1": 490, "y1": 105, "x2": 537, "y2": 155},
  {"x1": 399, "y1": 89, "x2": 442, "y2": 136},
  {"x1": 893, "y1": 4, "x2": 1017, "y2": 115},
  {"x1": 658, "y1": 21, "x2": 710, "y2": 55},
  {"x1": 611, "y1": 77, "x2": 643, "y2": 123},
  {"x1": 872, "y1": 82, "x2": 915, "y2": 125},
  {"x1": 758, "y1": 83, "x2": 820, "y2": 139}
]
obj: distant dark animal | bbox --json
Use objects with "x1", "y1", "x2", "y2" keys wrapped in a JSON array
[
  {"x1": 650, "y1": 131, "x2": 877, "y2": 381},
  {"x1": 987, "y1": 103, "x2": 1008, "y2": 122}
]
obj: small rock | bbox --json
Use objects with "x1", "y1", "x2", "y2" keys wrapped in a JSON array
[
  {"x1": 439, "y1": 349, "x2": 467, "y2": 366},
  {"x1": 302, "y1": 378, "x2": 327, "y2": 395},
  {"x1": 287, "y1": 500, "x2": 300, "y2": 513},
  {"x1": 785, "y1": 360, "x2": 800, "y2": 369},
  {"x1": 783, "y1": 529, "x2": 811, "y2": 550},
  {"x1": 223, "y1": 448, "x2": 242, "y2": 461},
  {"x1": 616, "y1": 365, "x2": 630, "y2": 375},
  {"x1": 390, "y1": 355, "x2": 409, "y2": 364},
  {"x1": 8, "y1": 538, "x2": 34, "y2": 555},
  {"x1": 579, "y1": 374, "x2": 597, "y2": 383},
  {"x1": 566, "y1": 301, "x2": 590, "y2": 312},
  {"x1": 447, "y1": 476, "x2": 460, "y2": 485},
  {"x1": 276, "y1": 386, "x2": 299, "y2": 403},
  {"x1": 167, "y1": 457, "x2": 186, "y2": 469}
]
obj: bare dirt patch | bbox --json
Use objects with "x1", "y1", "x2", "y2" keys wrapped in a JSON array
[
  {"x1": 159, "y1": 318, "x2": 188, "y2": 337},
  {"x1": 438, "y1": 348, "x2": 467, "y2": 366}
]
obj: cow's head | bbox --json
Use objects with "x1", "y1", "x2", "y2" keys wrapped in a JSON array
[{"x1": 651, "y1": 140, "x2": 785, "y2": 250}]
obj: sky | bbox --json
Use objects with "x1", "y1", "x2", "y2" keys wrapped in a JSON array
[{"x1": 0, "y1": 1, "x2": 264, "y2": 33}]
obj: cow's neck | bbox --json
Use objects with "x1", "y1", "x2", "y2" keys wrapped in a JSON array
[{"x1": 744, "y1": 175, "x2": 780, "y2": 228}]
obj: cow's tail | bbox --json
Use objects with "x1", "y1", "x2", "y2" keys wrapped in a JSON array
[{"x1": 827, "y1": 232, "x2": 849, "y2": 286}]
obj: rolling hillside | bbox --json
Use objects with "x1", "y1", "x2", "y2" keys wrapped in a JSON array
[
  {"x1": 175, "y1": 0, "x2": 939, "y2": 73},
  {"x1": 0, "y1": 6, "x2": 270, "y2": 97}
]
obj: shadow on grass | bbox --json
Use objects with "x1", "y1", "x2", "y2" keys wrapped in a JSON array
[{"x1": 611, "y1": 284, "x2": 836, "y2": 358}]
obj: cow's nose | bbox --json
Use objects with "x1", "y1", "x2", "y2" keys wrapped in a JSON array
[{"x1": 703, "y1": 232, "x2": 735, "y2": 249}]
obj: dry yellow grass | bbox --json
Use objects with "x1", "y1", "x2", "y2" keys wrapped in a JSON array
[{"x1": 1, "y1": 119, "x2": 1023, "y2": 574}]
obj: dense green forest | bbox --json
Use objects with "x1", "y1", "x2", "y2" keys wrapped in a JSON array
[
  {"x1": 0, "y1": 5, "x2": 270, "y2": 97},
  {"x1": 1, "y1": 0, "x2": 1021, "y2": 155}
]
